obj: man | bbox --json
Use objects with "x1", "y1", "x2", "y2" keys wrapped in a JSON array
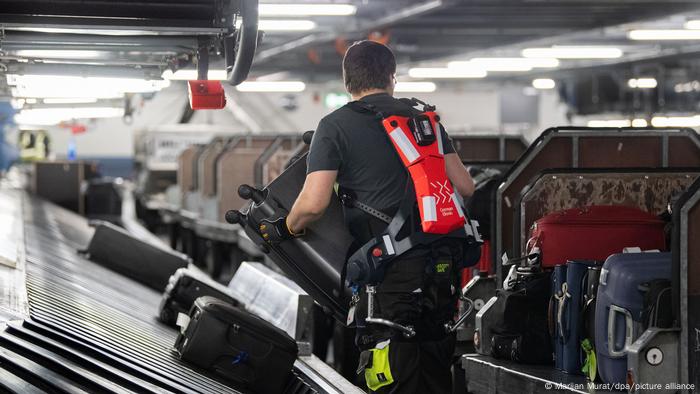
[{"x1": 260, "y1": 40, "x2": 475, "y2": 393}]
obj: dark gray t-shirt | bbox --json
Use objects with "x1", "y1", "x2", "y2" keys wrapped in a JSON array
[{"x1": 307, "y1": 93, "x2": 455, "y2": 214}]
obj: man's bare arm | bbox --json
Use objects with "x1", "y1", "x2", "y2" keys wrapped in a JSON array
[
  {"x1": 445, "y1": 153, "x2": 475, "y2": 197},
  {"x1": 286, "y1": 170, "x2": 338, "y2": 233}
]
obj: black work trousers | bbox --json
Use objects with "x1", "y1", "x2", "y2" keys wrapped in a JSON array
[
  {"x1": 370, "y1": 334, "x2": 456, "y2": 394},
  {"x1": 354, "y1": 248, "x2": 460, "y2": 394}
]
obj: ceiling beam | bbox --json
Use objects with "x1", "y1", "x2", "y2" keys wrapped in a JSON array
[{"x1": 254, "y1": 0, "x2": 454, "y2": 63}]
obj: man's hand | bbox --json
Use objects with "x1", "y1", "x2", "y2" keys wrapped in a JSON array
[{"x1": 259, "y1": 216, "x2": 300, "y2": 244}]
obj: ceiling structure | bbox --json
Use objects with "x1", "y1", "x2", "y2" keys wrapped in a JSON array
[
  {"x1": 3, "y1": 0, "x2": 700, "y2": 119},
  {"x1": 249, "y1": 0, "x2": 700, "y2": 79}
]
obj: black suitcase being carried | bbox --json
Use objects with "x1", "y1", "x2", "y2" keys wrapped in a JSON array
[
  {"x1": 158, "y1": 267, "x2": 239, "y2": 326},
  {"x1": 174, "y1": 296, "x2": 298, "y2": 393},
  {"x1": 85, "y1": 220, "x2": 189, "y2": 291},
  {"x1": 229, "y1": 153, "x2": 355, "y2": 323}
]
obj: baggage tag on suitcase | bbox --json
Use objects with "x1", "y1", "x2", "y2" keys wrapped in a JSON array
[{"x1": 176, "y1": 312, "x2": 191, "y2": 334}]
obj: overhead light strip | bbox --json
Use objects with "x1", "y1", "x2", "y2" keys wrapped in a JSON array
[
  {"x1": 651, "y1": 115, "x2": 700, "y2": 127},
  {"x1": 408, "y1": 67, "x2": 487, "y2": 79},
  {"x1": 394, "y1": 82, "x2": 437, "y2": 93},
  {"x1": 259, "y1": 3, "x2": 357, "y2": 16},
  {"x1": 42, "y1": 98, "x2": 99, "y2": 104},
  {"x1": 235, "y1": 81, "x2": 306, "y2": 92},
  {"x1": 14, "y1": 107, "x2": 124, "y2": 126},
  {"x1": 522, "y1": 46, "x2": 623, "y2": 59},
  {"x1": 532, "y1": 79, "x2": 556, "y2": 89},
  {"x1": 628, "y1": 30, "x2": 700, "y2": 40},
  {"x1": 162, "y1": 69, "x2": 228, "y2": 81},
  {"x1": 628, "y1": 78, "x2": 658, "y2": 89},
  {"x1": 7, "y1": 74, "x2": 169, "y2": 99},
  {"x1": 235, "y1": 19, "x2": 317, "y2": 31},
  {"x1": 449, "y1": 57, "x2": 559, "y2": 72}
]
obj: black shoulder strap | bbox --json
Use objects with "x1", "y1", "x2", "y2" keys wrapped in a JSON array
[{"x1": 345, "y1": 100, "x2": 385, "y2": 119}]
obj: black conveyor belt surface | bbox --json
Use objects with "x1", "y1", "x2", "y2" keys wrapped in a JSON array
[{"x1": 0, "y1": 192, "x2": 319, "y2": 393}]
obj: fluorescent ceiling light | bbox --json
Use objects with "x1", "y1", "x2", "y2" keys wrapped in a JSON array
[
  {"x1": 162, "y1": 69, "x2": 228, "y2": 81},
  {"x1": 628, "y1": 29, "x2": 700, "y2": 40},
  {"x1": 532, "y1": 78, "x2": 556, "y2": 89},
  {"x1": 7, "y1": 26, "x2": 161, "y2": 36},
  {"x1": 16, "y1": 50, "x2": 103, "y2": 59},
  {"x1": 408, "y1": 67, "x2": 487, "y2": 79},
  {"x1": 685, "y1": 20, "x2": 700, "y2": 30},
  {"x1": 522, "y1": 46, "x2": 623, "y2": 59},
  {"x1": 451, "y1": 59, "x2": 530, "y2": 72},
  {"x1": 235, "y1": 81, "x2": 306, "y2": 92},
  {"x1": 43, "y1": 98, "x2": 99, "y2": 104},
  {"x1": 7, "y1": 74, "x2": 169, "y2": 99},
  {"x1": 14, "y1": 107, "x2": 124, "y2": 126},
  {"x1": 394, "y1": 82, "x2": 437, "y2": 93},
  {"x1": 587, "y1": 119, "x2": 632, "y2": 128},
  {"x1": 236, "y1": 19, "x2": 316, "y2": 31},
  {"x1": 628, "y1": 78, "x2": 657, "y2": 89},
  {"x1": 632, "y1": 119, "x2": 648, "y2": 127},
  {"x1": 259, "y1": 3, "x2": 356, "y2": 16},
  {"x1": 651, "y1": 115, "x2": 700, "y2": 127},
  {"x1": 450, "y1": 57, "x2": 560, "y2": 72}
]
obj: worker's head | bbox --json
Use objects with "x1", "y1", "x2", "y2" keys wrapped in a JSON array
[{"x1": 342, "y1": 40, "x2": 396, "y2": 99}]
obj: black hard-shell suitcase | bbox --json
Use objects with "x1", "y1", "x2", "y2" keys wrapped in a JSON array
[
  {"x1": 230, "y1": 153, "x2": 354, "y2": 323},
  {"x1": 84, "y1": 177, "x2": 122, "y2": 223},
  {"x1": 174, "y1": 296, "x2": 298, "y2": 393},
  {"x1": 158, "y1": 267, "x2": 238, "y2": 326},
  {"x1": 85, "y1": 220, "x2": 189, "y2": 291}
]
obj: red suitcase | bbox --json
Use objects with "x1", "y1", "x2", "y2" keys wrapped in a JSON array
[
  {"x1": 461, "y1": 240, "x2": 492, "y2": 288},
  {"x1": 526, "y1": 205, "x2": 666, "y2": 268}
]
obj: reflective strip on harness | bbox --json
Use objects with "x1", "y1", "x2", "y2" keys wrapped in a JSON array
[
  {"x1": 389, "y1": 128, "x2": 420, "y2": 163},
  {"x1": 451, "y1": 192, "x2": 465, "y2": 218},
  {"x1": 436, "y1": 123, "x2": 444, "y2": 155},
  {"x1": 382, "y1": 235, "x2": 396, "y2": 255},
  {"x1": 422, "y1": 196, "x2": 438, "y2": 222}
]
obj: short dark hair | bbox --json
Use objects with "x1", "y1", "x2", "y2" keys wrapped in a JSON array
[{"x1": 342, "y1": 40, "x2": 396, "y2": 95}]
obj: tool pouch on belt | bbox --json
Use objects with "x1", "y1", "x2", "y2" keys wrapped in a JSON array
[
  {"x1": 424, "y1": 242, "x2": 461, "y2": 325},
  {"x1": 357, "y1": 340, "x2": 394, "y2": 391}
]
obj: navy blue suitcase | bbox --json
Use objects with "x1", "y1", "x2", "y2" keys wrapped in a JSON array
[
  {"x1": 595, "y1": 252, "x2": 672, "y2": 386},
  {"x1": 550, "y1": 264, "x2": 567, "y2": 371},
  {"x1": 582, "y1": 266, "x2": 601, "y2": 348},
  {"x1": 559, "y1": 261, "x2": 598, "y2": 374}
]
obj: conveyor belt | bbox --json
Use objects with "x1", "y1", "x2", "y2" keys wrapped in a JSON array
[{"x1": 0, "y1": 191, "x2": 324, "y2": 393}]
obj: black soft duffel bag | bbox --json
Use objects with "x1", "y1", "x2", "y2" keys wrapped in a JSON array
[
  {"x1": 489, "y1": 271, "x2": 553, "y2": 364},
  {"x1": 158, "y1": 268, "x2": 239, "y2": 326},
  {"x1": 174, "y1": 296, "x2": 298, "y2": 393}
]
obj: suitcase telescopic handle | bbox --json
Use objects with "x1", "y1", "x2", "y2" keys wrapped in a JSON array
[
  {"x1": 556, "y1": 283, "x2": 571, "y2": 341},
  {"x1": 607, "y1": 304, "x2": 634, "y2": 358}
]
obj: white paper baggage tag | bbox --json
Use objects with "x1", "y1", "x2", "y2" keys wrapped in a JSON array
[
  {"x1": 347, "y1": 305, "x2": 356, "y2": 325},
  {"x1": 176, "y1": 312, "x2": 191, "y2": 334}
]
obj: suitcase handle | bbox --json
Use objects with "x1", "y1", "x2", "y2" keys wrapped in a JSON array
[
  {"x1": 556, "y1": 283, "x2": 571, "y2": 341},
  {"x1": 607, "y1": 304, "x2": 634, "y2": 358}
]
